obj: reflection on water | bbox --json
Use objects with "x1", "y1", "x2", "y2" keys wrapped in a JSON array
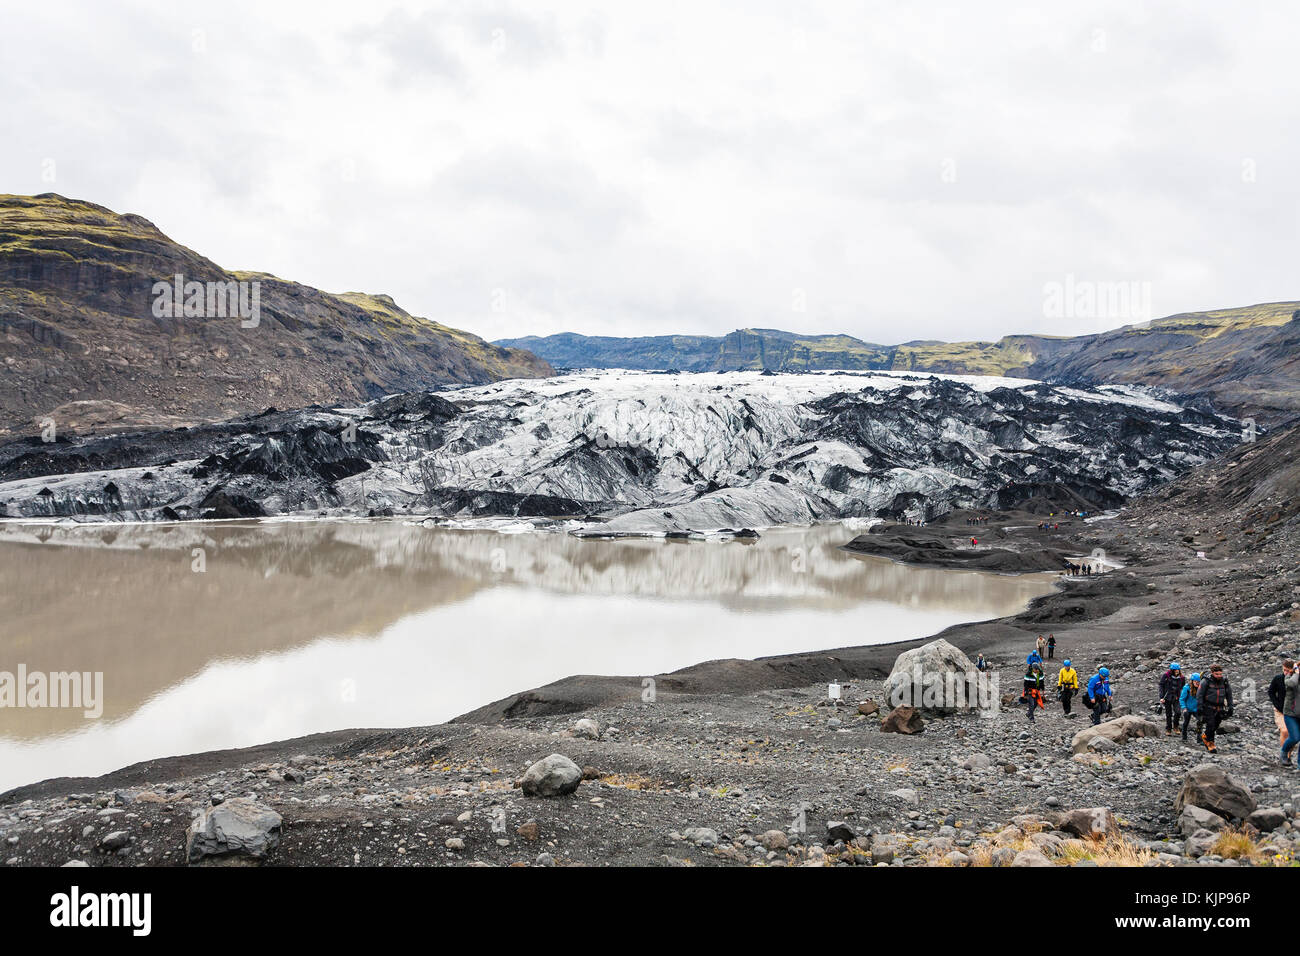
[{"x1": 0, "y1": 519, "x2": 1057, "y2": 790}]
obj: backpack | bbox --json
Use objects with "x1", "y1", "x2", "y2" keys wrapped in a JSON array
[{"x1": 1203, "y1": 678, "x2": 1229, "y2": 710}]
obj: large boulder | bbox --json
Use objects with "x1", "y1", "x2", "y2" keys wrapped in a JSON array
[
  {"x1": 186, "y1": 797, "x2": 282, "y2": 863},
  {"x1": 1175, "y1": 764, "x2": 1256, "y2": 822},
  {"x1": 1058, "y1": 808, "x2": 1117, "y2": 839},
  {"x1": 520, "y1": 754, "x2": 582, "y2": 798},
  {"x1": 1247, "y1": 807, "x2": 1286, "y2": 833},
  {"x1": 1069, "y1": 715, "x2": 1162, "y2": 755},
  {"x1": 884, "y1": 639, "x2": 994, "y2": 713},
  {"x1": 880, "y1": 705, "x2": 925, "y2": 734}
]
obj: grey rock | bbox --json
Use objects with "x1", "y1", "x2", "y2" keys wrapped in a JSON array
[
  {"x1": 683, "y1": 827, "x2": 719, "y2": 847},
  {"x1": 520, "y1": 754, "x2": 582, "y2": 798},
  {"x1": 826, "y1": 821, "x2": 856, "y2": 843},
  {"x1": 1180, "y1": 805, "x2": 1226, "y2": 836},
  {"x1": 1186, "y1": 828, "x2": 1219, "y2": 858},
  {"x1": 1058, "y1": 808, "x2": 1117, "y2": 839},
  {"x1": 884, "y1": 639, "x2": 992, "y2": 713},
  {"x1": 1247, "y1": 807, "x2": 1286, "y2": 832},
  {"x1": 1175, "y1": 764, "x2": 1257, "y2": 822},
  {"x1": 1012, "y1": 848, "x2": 1054, "y2": 867},
  {"x1": 1070, "y1": 715, "x2": 1162, "y2": 754},
  {"x1": 186, "y1": 797, "x2": 282, "y2": 862}
]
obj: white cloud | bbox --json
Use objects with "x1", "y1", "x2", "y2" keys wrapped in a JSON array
[{"x1": 2, "y1": 0, "x2": 1297, "y2": 344}]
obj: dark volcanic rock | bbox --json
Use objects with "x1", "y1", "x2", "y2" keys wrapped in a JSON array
[{"x1": 198, "y1": 488, "x2": 267, "y2": 519}]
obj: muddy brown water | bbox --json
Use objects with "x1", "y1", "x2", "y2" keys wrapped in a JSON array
[{"x1": 0, "y1": 519, "x2": 1057, "y2": 791}]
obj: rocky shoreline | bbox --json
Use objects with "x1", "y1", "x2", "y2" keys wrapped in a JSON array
[{"x1": 1, "y1": 425, "x2": 1297, "y2": 867}]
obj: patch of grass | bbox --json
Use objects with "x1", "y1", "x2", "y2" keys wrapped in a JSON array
[
  {"x1": 1209, "y1": 827, "x2": 1264, "y2": 863},
  {"x1": 1057, "y1": 833, "x2": 1157, "y2": 867},
  {"x1": 778, "y1": 705, "x2": 817, "y2": 717},
  {"x1": 597, "y1": 773, "x2": 663, "y2": 792}
]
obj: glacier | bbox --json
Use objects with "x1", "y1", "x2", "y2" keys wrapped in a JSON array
[{"x1": 0, "y1": 369, "x2": 1246, "y2": 534}]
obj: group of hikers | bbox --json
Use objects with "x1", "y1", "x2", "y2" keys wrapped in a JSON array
[
  {"x1": 979, "y1": 641, "x2": 1251, "y2": 755},
  {"x1": 1153, "y1": 662, "x2": 1235, "y2": 752},
  {"x1": 965, "y1": 516, "x2": 991, "y2": 526},
  {"x1": 1064, "y1": 562, "x2": 1099, "y2": 577}
]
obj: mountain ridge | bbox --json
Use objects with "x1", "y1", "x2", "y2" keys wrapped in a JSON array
[
  {"x1": 498, "y1": 305, "x2": 1300, "y2": 423},
  {"x1": 0, "y1": 193, "x2": 553, "y2": 437}
]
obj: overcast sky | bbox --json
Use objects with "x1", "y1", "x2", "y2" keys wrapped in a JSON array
[{"x1": 3, "y1": 1, "x2": 1297, "y2": 344}]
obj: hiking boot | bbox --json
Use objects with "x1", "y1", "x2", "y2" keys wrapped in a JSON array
[{"x1": 1205, "y1": 739, "x2": 1216, "y2": 753}]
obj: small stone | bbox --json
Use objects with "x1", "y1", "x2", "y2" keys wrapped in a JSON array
[
  {"x1": 683, "y1": 827, "x2": 719, "y2": 847},
  {"x1": 516, "y1": 821, "x2": 540, "y2": 841}
]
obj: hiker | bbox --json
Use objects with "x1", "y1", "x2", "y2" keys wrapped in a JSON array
[
  {"x1": 1020, "y1": 648, "x2": 1043, "y2": 700},
  {"x1": 975, "y1": 653, "x2": 989, "y2": 673},
  {"x1": 1024, "y1": 663, "x2": 1046, "y2": 721},
  {"x1": 1180, "y1": 673, "x2": 1202, "y2": 742},
  {"x1": 1158, "y1": 663, "x2": 1185, "y2": 736},
  {"x1": 1086, "y1": 666, "x2": 1112, "y2": 725},
  {"x1": 1047, "y1": 634, "x2": 1056, "y2": 659},
  {"x1": 1269, "y1": 664, "x2": 1291, "y2": 748},
  {"x1": 1036, "y1": 635, "x2": 1047, "y2": 658},
  {"x1": 1280, "y1": 660, "x2": 1299, "y2": 768},
  {"x1": 1196, "y1": 664, "x2": 1233, "y2": 753},
  {"x1": 1057, "y1": 659, "x2": 1078, "y2": 716}
]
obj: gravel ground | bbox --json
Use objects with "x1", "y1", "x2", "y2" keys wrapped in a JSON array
[{"x1": 2, "y1": 426, "x2": 1297, "y2": 867}]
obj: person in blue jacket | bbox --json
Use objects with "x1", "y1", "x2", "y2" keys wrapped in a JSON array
[
  {"x1": 1087, "y1": 667, "x2": 1112, "y2": 725},
  {"x1": 1180, "y1": 673, "x2": 1202, "y2": 742}
]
